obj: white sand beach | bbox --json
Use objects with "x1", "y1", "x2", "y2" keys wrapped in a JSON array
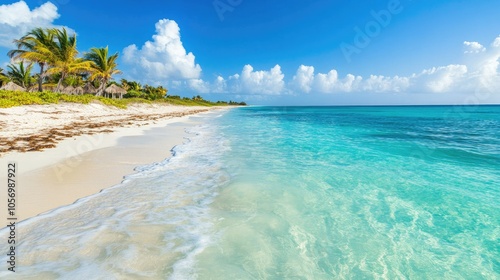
[{"x1": 0, "y1": 103, "x2": 227, "y2": 222}]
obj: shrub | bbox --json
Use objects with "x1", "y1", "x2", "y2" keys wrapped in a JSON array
[
  {"x1": 123, "y1": 90, "x2": 144, "y2": 99},
  {"x1": 0, "y1": 89, "x2": 246, "y2": 109}
]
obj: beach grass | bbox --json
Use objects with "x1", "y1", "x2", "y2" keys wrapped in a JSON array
[{"x1": 0, "y1": 90, "x2": 232, "y2": 109}]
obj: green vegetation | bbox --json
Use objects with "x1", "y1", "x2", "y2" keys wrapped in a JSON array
[
  {"x1": 8, "y1": 27, "x2": 55, "y2": 92},
  {"x1": 0, "y1": 89, "x2": 245, "y2": 109},
  {"x1": 45, "y1": 28, "x2": 93, "y2": 92},
  {"x1": 85, "y1": 46, "x2": 121, "y2": 96},
  {"x1": 2, "y1": 27, "x2": 246, "y2": 108},
  {"x1": 7, "y1": 61, "x2": 35, "y2": 88},
  {"x1": 0, "y1": 90, "x2": 143, "y2": 109},
  {"x1": 0, "y1": 68, "x2": 8, "y2": 86}
]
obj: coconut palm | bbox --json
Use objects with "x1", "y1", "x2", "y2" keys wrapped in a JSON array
[
  {"x1": 8, "y1": 28, "x2": 55, "y2": 92},
  {"x1": 64, "y1": 74, "x2": 85, "y2": 87},
  {"x1": 0, "y1": 67, "x2": 9, "y2": 86},
  {"x1": 43, "y1": 28, "x2": 93, "y2": 92},
  {"x1": 7, "y1": 61, "x2": 35, "y2": 89},
  {"x1": 120, "y1": 78, "x2": 130, "y2": 91},
  {"x1": 121, "y1": 79, "x2": 142, "y2": 92},
  {"x1": 84, "y1": 46, "x2": 122, "y2": 96}
]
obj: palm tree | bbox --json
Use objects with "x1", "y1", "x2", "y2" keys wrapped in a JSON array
[
  {"x1": 124, "y1": 80, "x2": 142, "y2": 92},
  {"x1": 120, "y1": 78, "x2": 130, "y2": 91},
  {"x1": 0, "y1": 67, "x2": 9, "y2": 87},
  {"x1": 7, "y1": 62, "x2": 35, "y2": 88},
  {"x1": 44, "y1": 28, "x2": 93, "y2": 92},
  {"x1": 8, "y1": 28, "x2": 55, "y2": 92},
  {"x1": 84, "y1": 46, "x2": 122, "y2": 96},
  {"x1": 64, "y1": 74, "x2": 85, "y2": 87}
]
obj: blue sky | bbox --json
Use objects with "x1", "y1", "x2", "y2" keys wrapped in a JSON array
[{"x1": 0, "y1": 0, "x2": 499, "y2": 105}]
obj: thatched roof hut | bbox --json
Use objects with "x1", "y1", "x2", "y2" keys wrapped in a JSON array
[
  {"x1": 42, "y1": 84, "x2": 57, "y2": 92},
  {"x1": 83, "y1": 83, "x2": 97, "y2": 95},
  {"x1": 105, "y1": 84, "x2": 127, "y2": 99},
  {"x1": 62, "y1": 85, "x2": 75, "y2": 94},
  {"x1": 72, "y1": 86, "x2": 84, "y2": 95},
  {"x1": 0, "y1": 82, "x2": 25, "y2": 91}
]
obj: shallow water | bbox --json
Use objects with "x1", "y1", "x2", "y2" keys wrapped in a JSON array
[{"x1": 1, "y1": 106, "x2": 499, "y2": 279}]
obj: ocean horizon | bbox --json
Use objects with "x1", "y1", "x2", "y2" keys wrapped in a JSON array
[{"x1": 1, "y1": 105, "x2": 499, "y2": 279}]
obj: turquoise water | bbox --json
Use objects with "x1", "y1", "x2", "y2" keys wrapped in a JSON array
[
  {"x1": 1, "y1": 106, "x2": 499, "y2": 279},
  {"x1": 195, "y1": 106, "x2": 500, "y2": 279}
]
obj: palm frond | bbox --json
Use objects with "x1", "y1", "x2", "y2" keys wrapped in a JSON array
[{"x1": 83, "y1": 46, "x2": 122, "y2": 96}]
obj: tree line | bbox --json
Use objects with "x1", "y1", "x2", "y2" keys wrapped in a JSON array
[
  {"x1": 2, "y1": 28, "x2": 119, "y2": 96},
  {"x1": 0, "y1": 27, "x2": 246, "y2": 105}
]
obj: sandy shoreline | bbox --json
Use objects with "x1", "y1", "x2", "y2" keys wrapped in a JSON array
[{"x1": 0, "y1": 103, "x2": 229, "y2": 222}]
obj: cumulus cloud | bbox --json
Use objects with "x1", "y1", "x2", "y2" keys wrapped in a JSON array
[
  {"x1": 290, "y1": 66, "x2": 408, "y2": 94},
  {"x1": 493, "y1": 36, "x2": 500, "y2": 48},
  {"x1": 288, "y1": 63, "x2": 470, "y2": 94},
  {"x1": 187, "y1": 79, "x2": 210, "y2": 94},
  {"x1": 193, "y1": 39, "x2": 497, "y2": 96},
  {"x1": 291, "y1": 65, "x2": 315, "y2": 93},
  {"x1": 238, "y1": 65, "x2": 285, "y2": 95},
  {"x1": 212, "y1": 76, "x2": 227, "y2": 93},
  {"x1": 206, "y1": 65, "x2": 285, "y2": 95},
  {"x1": 315, "y1": 71, "x2": 362, "y2": 93},
  {"x1": 464, "y1": 41, "x2": 485, "y2": 53},
  {"x1": 0, "y1": 1, "x2": 66, "y2": 48},
  {"x1": 450, "y1": 36, "x2": 500, "y2": 93},
  {"x1": 284, "y1": 36, "x2": 500, "y2": 95},
  {"x1": 123, "y1": 19, "x2": 202, "y2": 84},
  {"x1": 476, "y1": 35, "x2": 500, "y2": 91},
  {"x1": 412, "y1": 65, "x2": 468, "y2": 92},
  {"x1": 121, "y1": 23, "x2": 498, "y2": 98},
  {"x1": 362, "y1": 75, "x2": 408, "y2": 92}
]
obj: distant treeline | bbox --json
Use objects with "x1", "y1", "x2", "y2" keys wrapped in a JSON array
[{"x1": 0, "y1": 27, "x2": 246, "y2": 106}]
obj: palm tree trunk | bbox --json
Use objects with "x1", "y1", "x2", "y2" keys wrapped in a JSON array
[
  {"x1": 56, "y1": 72, "x2": 66, "y2": 93},
  {"x1": 96, "y1": 84, "x2": 104, "y2": 97},
  {"x1": 38, "y1": 63, "x2": 45, "y2": 92},
  {"x1": 96, "y1": 79, "x2": 107, "y2": 97}
]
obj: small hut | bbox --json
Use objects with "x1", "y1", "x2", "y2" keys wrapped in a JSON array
[
  {"x1": 0, "y1": 82, "x2": 25, "y2": 91},
  {"x1": 62, "y1": 85, "x2": 75, "y2": 95},
  {"x1": 83, "y1": 83, "x2": 97, "y2": 95},
  {"x1": 105, "y1": 84, "x2": 127, "y2": 99},
  {"x1": 42, "y1": 84, "x2": 57, "y2": 92},
  {"x1": 72, "y1": 86, "x2": 84, "y2": 95}
]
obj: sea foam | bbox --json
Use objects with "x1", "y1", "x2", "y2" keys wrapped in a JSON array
[{"x1": 0, "y1": 119, "x2": 230, "y2": 279}]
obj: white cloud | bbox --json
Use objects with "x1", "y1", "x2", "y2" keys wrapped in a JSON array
[
  {"x1": 479, "y1": 36, "x2": 500, "y2": 91},
  {"x1": 179, "y1": 65, "x2": 286, "y2": 95},
  {"x1": 123, "y1": 19, "x2": 202, "y2": 84},
  {"x1": 187, "y1": 79, "x2": 210, "y2": 93},
  {"x1": 284, "y1": 36, "x2": 500, "y2": 95},
  {"x1": 212, "y1": 76, "x2": 227, "y2": 93},
  {"x1": 458, "y1": 36, "x2": 500, "y2": 93},
  {"x1": 124, "y1": 28, "x2": 498, "y2": 99},
  {"x1": 288, "y1": 63, "x2": 469, "y2": 94},
  {"x1": 464, "y1": 41, "x2": 485, "y2": 53},
  {"x1": 362, "y1": 75, "x2": 409, "y2": 92},
  {"x1": 290, "y1": 65, "x2": 407, "y2": 94},
  {"x1": 291, "y1": 65, "x2": 315, "y2": 93},
  {"x1": 207, "y1": 65, "x2": 285, "y2": 95},
  {"x1": 493, "y1": 36, "x2": 500, "y2": 48},
  {"x1": 315, "y1": 71, "x2": 362, "y2": 93},
  {"x1": 412, "y1": 64, "x2": 468, "y2": 92},
  {"x1": 238, "y1": 64, "x2": 285, "y2": 95},
  {"x1": 0, "y1": 1, "x2": 65, "y2": 48}
]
